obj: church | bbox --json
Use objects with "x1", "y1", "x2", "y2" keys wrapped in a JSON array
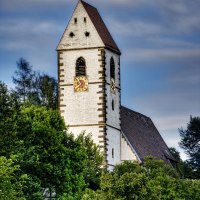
[{"x1": 57, "y1": 0, "x2": 175, "y2": 170}]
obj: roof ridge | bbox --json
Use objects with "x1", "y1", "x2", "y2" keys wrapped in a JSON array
[
  {"x1": 80, "y1": 0, "x2": 121, "y2": 54},
  {"x1": 80, "y1": 0, "x2": 97, "y2": 10},
  {"x1": 121, "y1": 106, "x2": 150, "y2": 119}
]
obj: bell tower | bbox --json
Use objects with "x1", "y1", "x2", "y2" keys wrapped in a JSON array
[{"x1": 57, "y1": 0, "x2": 121, "y2": 170}]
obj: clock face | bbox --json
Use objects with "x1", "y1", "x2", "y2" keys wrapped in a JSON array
[
  {"x1": 74, "y1": 76, "x2": 88, "y2": 92},
  {"x1": 110, "y1": 78, "x2": 115, "y2": 94}
]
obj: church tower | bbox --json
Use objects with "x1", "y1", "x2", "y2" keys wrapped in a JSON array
[{"x1": 57, "y1": 0, "x2": 121, "y2": 170}]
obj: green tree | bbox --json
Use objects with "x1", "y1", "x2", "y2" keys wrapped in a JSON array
[
  {"x1": 179, "y1": 116, "x2": 200, "y2": 178},
  {"x1": 0, "y1": 81, "x2": 20, "y2": 157},
  {"x1": 0, "y1": 81, "x2": 20, "y2": 118},
  {"x1": 12, "y1": 105, "x2": 87, "y2": 199},
  {"x1": 37, "y1": 74, "x2": 58, "y2": 109},
  {"x1": 0, "y1": 99, "x2": 103, "y2": 199},
  {"x1": 169, "y1": 147, "x2": 194, "y2": 179},
  {"x1": 0, "y1": 156, "x2": 25, "y2": 200},
  {"x1": 76, "y1": 133, "x2": 103, "y2": 190},
  {"x1": 13, "y1": 58, "x2": 35, "y2": 103},
  {"x1": 82, "y1": 157, "x2": 200, "y2": 200},
  {"x1": 12, "y1": 58, "x2": 58, "y2": 109}
]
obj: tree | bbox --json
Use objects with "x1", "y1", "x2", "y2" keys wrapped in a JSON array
[
  {"x1": 179, "y1": 116, "x2": 200, "y2": 178},
  {"x1": 0, "y1": 81, "x2": 20, "y2": 118},
  {"x1": 38, "y1": 74, "x2": 58, "y2": 109},
  {"x1": 12, "y1": 58, "x2": 58, "y2": 109},
  {"x1": 13, "y1": 58, "x2": 35, "y2": 103},
  {"x1": 0, "y1": 81, "x2": 21, "y2": 157},
  {"x1": 76, "y1": 133, "x2": 103, "y2": 190},
  {"x1": 82, "y1": 157, "x2": 200, "y2": 200},
  {"x1": 11, "y1": 105, "x2": 87, "y2": 199},
  {"x1": 0, "y1": 156, "x2": 25, "y2": 200},
  {"x1": 169, "y1": 147, "x2": 194, "y2": 179},
  {"x1": 0, "y1": 98, "x2": 103, "y2": 199}
]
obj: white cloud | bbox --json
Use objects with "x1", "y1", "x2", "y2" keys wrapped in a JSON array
[
  {"x1": 0, "y1": 0, "x2": 72, "y2": 10},
  {"x1": 171, "y1": 65, "x2": 200, "y2": 85},
  {"x1": 153, "y1": 115, "x2": 189, "y2": 133},
  {"x1": 108, "y1": 19, "x2": 163, "y2": 37},
  {"x1": 0, "y1": 19, "x2": 62, "y2": 51},
  {"x1": 124, "y1": 48, "x2": 200, "y2": 61},
  {"x1": 91, "y1": 0, "x2": 150, "y2": 7}
]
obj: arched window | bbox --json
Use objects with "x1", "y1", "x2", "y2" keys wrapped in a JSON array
[
  {"x1": 76, "y1": 57, "x2": 86, "y2": 76},
  {"x1": 110, "y1": 57, "x2": 115, "y2": 80}
]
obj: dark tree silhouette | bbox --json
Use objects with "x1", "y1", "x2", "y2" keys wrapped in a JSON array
[{"x1": 179, "y1": 116, "x2": 200, "y2": 178}]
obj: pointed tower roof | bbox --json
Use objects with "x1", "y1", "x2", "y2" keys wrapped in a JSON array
[
  {"x1": 57, "y1": 0, "x2": 120, "y2": 54},
  {"x1": 80, "y1": 1, "x2": 120, "y2": 54}
]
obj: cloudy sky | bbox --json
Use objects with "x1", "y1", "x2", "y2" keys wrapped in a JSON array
[{"x1": 0, "y1": 0, "x2": 200, "y2": 159}]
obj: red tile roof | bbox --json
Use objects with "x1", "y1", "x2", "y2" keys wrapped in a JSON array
[
  {"x1": 121, "y1": 106, "x2": 176, "y2": 165},
  {"x1": 81, "y1": 0, "x2": 121, "y2": 54}
]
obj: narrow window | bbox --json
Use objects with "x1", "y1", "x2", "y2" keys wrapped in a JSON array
[
  {"x1": 84, "y1": 17, "x2": 86, "y2": 23},
  {"x1": 112, "y1": 148, "x2": 114, "y2": 158},
  {"x1": 74, "y1": 18, "x2": 77, "y2": 23},
  {"x1": 110, "y1": 57, "x2": 115, "y2": 80},
  {"x1": 112, "y1": 99, "x2": 114, "y2": 111},
  {"x1": 76, "y1": 57, "x2": 86, "y2": 76}
]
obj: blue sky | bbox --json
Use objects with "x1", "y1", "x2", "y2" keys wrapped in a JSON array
[{"x1": 0, "y1": 0, "x2": 200, "y2": 160}]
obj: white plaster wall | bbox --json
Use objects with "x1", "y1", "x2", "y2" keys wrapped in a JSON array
[
  {"x1": 105, "y1": 49, "x2": 120, "y2": 87},
  {"x1": 61, "y1": 49, "x2": 101, "y2": 84},
  {"x1": 104, "y1": 49, "x2": 121, "y2": 129},
  {"x1": 107, "y1": 126, "x2": 121, "y2": 166},
  {"x1": 59, "y1": 48, "x2": 102, "y2": 126},
  {"x1": 68, "y1": 126, "x2": 101, "y2": 145},
  {"x1": 62, "y1": 84, "x2": 101, "y2": 125},
  {"x1": 58, "y1": 1, "x2": 104, "y2": 50},
  {"x1": 121, "y1": 136, "x2": 138, "y2": 161},
  {"x1": 106, "y1": 85, "x2": 120, "y2": 128}
]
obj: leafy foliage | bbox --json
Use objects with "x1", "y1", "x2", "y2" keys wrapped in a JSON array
[
  {"x1": 179, "y1": 116, "x2": 200, "y2": 178},
  {"x1": 169, "y1": 147, "x2": 195, "y2": 179},
  {"x1": 13, "y1": 58, "x2": 35, "y2": 103},
  {"x1": 37, "y1": 74, "x2": 58, "y2": 109},
  {"x1": 0, "y1": 81, "x2": 21, "y2": 156},
  {"x1": 10, "y1": 106, "x2": 88, "y2": 199},
  {"x1": 76, "y1": 133, "x2": 103, "y2": 190},
  {"x1": 82, "y1": 157, "x2": 200, "y2": 200},
  {"x1": 0, "y1": 156, "x2": 25, "y2": 200},
  {"x1": 12, "y1": 58, "x2": 58, "y2": 109},
  {"x1": 0, "y1": 84, "x2": 103, "y2": 199}
]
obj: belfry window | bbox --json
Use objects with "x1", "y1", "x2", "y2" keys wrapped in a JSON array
[
  {"x1": 110, "y1": 57, "x2": 115, "y2": 80},
  {"x1": 74, "y1": 18, "x2": 77, "y2": 23},
  {"x1": 76, "y1": 57, "x2": 86, "y2": 76}
]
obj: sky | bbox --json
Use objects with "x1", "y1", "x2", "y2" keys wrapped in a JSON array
[{"x1": 0, "y1": 0, "x2": 200, "y2": 160}]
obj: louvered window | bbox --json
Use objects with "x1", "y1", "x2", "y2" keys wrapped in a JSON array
[
  {"x1": 110, "y1": 57, "x2": 115, "y2": 80},
  {"x1": 76, "y1": 57, "x2": 86, "y2": 76}
]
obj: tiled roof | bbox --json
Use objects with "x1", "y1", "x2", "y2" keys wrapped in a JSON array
[
  {"x1": 121, "y1": 106, "x2": 175, "y2": 165},
  {"x1": 81, "y1": 0, "x2": 121, "y2": 54}
]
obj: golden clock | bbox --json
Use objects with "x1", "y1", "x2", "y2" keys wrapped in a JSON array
[{"x1": 74, "y1": 76, "x2": 88, "y2": 92}]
